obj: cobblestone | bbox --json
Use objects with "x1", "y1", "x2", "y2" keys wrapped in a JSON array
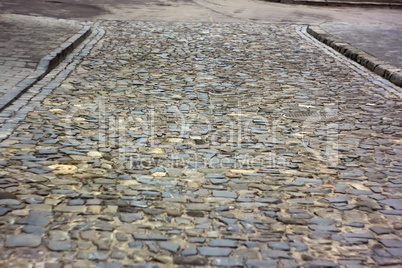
[{"x1": 0, "y1": 20, "x2": 401, "y2": 267}]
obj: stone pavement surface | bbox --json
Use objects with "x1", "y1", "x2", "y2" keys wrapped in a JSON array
[
  {"x1": 320, "y1": 22, "x2": 402, "y2": 69},
  {"x1": 0, "y1": 20, "x2": 402, "y2": 267},
  {"x1": 0, "y1": 14, "x2": 82, "y2": 100}
]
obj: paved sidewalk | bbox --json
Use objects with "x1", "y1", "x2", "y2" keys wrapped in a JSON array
[
  {"x1": 309, "y1": 22, "x2": 402, "y2": 86},
  {"x1": 320, "y1": 22, "x2": 402, "y2": 69},
  {"x1": 0, "y1": 14, "x2": 82, "y2": 102}
]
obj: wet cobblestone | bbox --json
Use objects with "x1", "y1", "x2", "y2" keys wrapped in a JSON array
[{"x1": 0, "y1": 21, "x2": 401, "y2": 267}]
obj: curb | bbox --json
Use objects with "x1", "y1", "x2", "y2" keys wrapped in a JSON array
[
  {"x1": 307, "y1": 25, "x2": 402, "y2": 87},
  {"x1": 264, "y1": 0, "x2": 402, "y2": 8},
  {"x1": 0, "y1": 24, "x2": 92, "y2": 112}
]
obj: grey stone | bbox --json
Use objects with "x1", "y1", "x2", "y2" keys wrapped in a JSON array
[
  {"x1": 370, "y1": 226, "x2": 393, "y2": 235},
  {"x1": 25, "y1": 196, "x2": 44, "y2": 204},
  {"x1": 246, "y1": 260, "x2": 278, "y2": 268},
  {"x1": 209, "y1": 239, "x2": 237, "y2": 248},
  {"x1": 348, "y1": 189, "x2": 372, "y2": 196},
  {"x1": 37, "y1": 149, "x2": 57, "y2": 155},
  {"x1": 131, "y1": 200, "x2": 147, "y2": 207},
  {"x1": 374, "y1": 248, "x2": 392, "y2": 257},
  {"x1": 97, "y1": 262, "x2": 124, "y2": 268},
  {"x1": 94, "y1": 178, "x2": 115, "y2": 184},
  {"x1": 211, "y1": 257, "x2": 243, "y2": 267},
  {"x1": 111, "y1": 249, "x2": 127, "y2": 259},
  {"x1": 0, "y1": 199, "x2": 21, "y2": 205},
  {"x1": 174, "y1": 256, "x2": 207, "y2": 266},
  {"x1": 309, "y1": 225, "x2": 341, "y2": 232},
  {"x1": 5, "y1": 234, "x2": 42, "y2": 248},
  {"x1": 143, "y1": 208, "x2": 164, "y2": 216},
  {"x1": 334, "y1": 184, "x2": 349, "y2": 193},
  {"x1": 210, "y1": 178, "x2": 228, "y2": 184},
  {"x1": 182, "y1": 248, "x2": 197, "y2": 256},
  {"x1": 218, "y1": 217, "x2": 237, "y2": 225},
  {"x1": 342, "y1": 233, "x2": 375, "y2": 239},
  {"x1": 133, "y1": 234, "x2": 167, "y2": 241},
  {"x1": 325, "y1": 195, "x2": 352, "y2": 203},
  {"x1": 287, "y1": 177, "x2": 322, "y2": 186},
  {"x1": 346, "y1": 220, "x2": 366, "y2": 228},
  {"x1": 128, "y1": 241, "x2": 143, "y2": 248},
  {"x1": 88, "y1": 250, "x2": 109, "y2": 260},
  {"x1": 188, "y1": 237, "x2": 206, "y2": 243},
  {"x1": 303, "y1": 260, "x2": 339, "y2": 268},
  {"x1": 22, "y1": 225, "x2": 45, "y2": 235},
  {"x1": 45, "y1": 240, "x2": 73, "y2": 251},
  {"x1": 280, "y1": 259, "x2": 298, "y2": 268},
  {"x1": 206, "y1": 173, "x2": 225, "y2": 179},
  {"x1": 387, "y1": 248, "x2": 402, "y2": 257},
  {"x1": 380, "y1": 239, "x2": 402, "y2": 248},
  {"x1": 268, "y1": 242, "x2": 290, "y2": 251},
  {"x1": 186, "y1": 204, "x2": 211, "y2": 211},
  {"x1": 381, "y1": 210, "x2": 402, "y2": 215},
  {"x1": 49, "y1": 230, "x2": 68, "y2": 241},
  {"x1": 243, "y1": 241, "x2": 264, "y2": 248},
  {"x1": 159, "y1": 241, "x2": 180, "y2": 253},
  {"x1": 0, "y1": 192, "x2": 17, "y2": 199},
  {"x1": 212, "y1": 190, "x2": 237, "y2": 198},
  {"x1": 0, "y1": 208, "x2": 11, "y2": 216},
  {"x1": 116, "y1": 233, "x2": 129, "y2": 241},
  {"x1": 260, "y1": 250, "x2": 292, "y2": 259},
  {"x1": 145, "y1": 241, "x2": 158, "y2": 253},
  {"x1": 198, "y1": 247, "x2": 231, "y2": 256},
  {"x1": 380, "y1": 199, "x2": 402, "y2": 210},
  {"x1": 132, "y1": 264, "x2": 159, "y2": 268},
  {"x1": 372, "y1": 256, "x2": 402, "y2": 266},
  {"x1": 142, "y1": 191, "x2": 160, "y2": 197},
  {"x1": 120, "y1": 213, "x2": 143, "y2": 223},
  {"x1": 118, "y1": 174, "x2": 132, "y2": 180},
  {"x1": 290, "y1": 242, "x2": 308, "y2": 252},
  {"x1": 255, "y1": 198, "x2": 281, "y2": 204},
  {"x1": 68, "y1": 199, "x2": 85, "y2": 206},
  {"x1": 27, "y1": 168, "x2": 50, "y2": 174}
]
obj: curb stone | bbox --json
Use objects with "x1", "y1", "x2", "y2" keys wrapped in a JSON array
[
  {"x1": 0, "y1": 23, "x2": 92, "y2": 112},
  {"x1": 264, "y1": 0, "x2": 402, "y2": 8},
  {"x1": 307, "y1": 25, "x2": 402, "y2": 87}
]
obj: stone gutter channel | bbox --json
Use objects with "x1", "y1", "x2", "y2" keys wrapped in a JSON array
[
  {"x1": 307, "y1": 25, "x2": 402, "y2": 87},
  {"x1": 0, "y1": 23, "x2": 92, "y2": 112}
]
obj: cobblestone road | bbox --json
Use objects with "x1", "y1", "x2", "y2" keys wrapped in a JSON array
[
  {"x1": 0, "y1": 21, "x2": 401, "y2": 268},
  {"x1": 0, "y1": 14, "x2": 81, "y2": 99}
]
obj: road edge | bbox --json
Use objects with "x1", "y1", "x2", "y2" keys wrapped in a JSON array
[
  {"x1": 307, "y1": 25, "x2": 402, "y2": 87},
  {"x1": 0, "y1": 23, "x2": 92, "y2": 112}
]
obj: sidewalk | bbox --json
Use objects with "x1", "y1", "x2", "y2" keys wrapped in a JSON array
[
  {"x1": 308, "y1": 22, "x2": 402, "y2": 86},
  {"x1": 0, "y1": 14, "x2": 90, "y2": 111}
]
